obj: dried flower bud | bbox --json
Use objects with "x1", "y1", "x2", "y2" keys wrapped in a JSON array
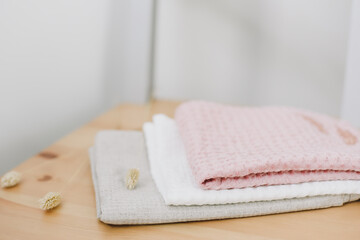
[
  {"x1": 39, "y1": 192, "x2": 62, "y2": 210},
  {"x1": 125, "y1": 168, "x2": 139, "y2": 190},
  {"x1": 1, "y1": 171, "x2": 21, "y2": 188}
]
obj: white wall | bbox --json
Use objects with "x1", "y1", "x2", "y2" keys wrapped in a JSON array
[
  {"x1": 103, "y1": 0, "x2": 154, "y2": 107},
  {"x1": 0, "y1": 0, "x2": 357, "y2": 175},
  {"x1": 153, "y1": 0, "x2": 352, "y2": 116},
  {"x1": 0, "y1": 0, "x2": 153, "y2": 174},
  {"x1": 342, "y1": 0, "x2": 360, "y2": 127}
]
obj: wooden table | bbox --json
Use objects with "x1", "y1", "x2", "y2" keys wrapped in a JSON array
[{"x1": 1, "y1": 100, "x2": 359, "y2": 240}]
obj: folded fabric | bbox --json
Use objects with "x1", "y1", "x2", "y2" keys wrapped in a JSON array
[
  {"x1": 143, "y1": 114, "x2": 360, "y2": 206},
  {"x1": 175, "y1": 101, "x2": 360, "y2": 190},
  {"x1": 90, "y1": 130, "x2": 360, "y2": 225}
]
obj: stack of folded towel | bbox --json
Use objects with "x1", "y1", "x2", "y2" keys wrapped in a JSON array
[{"x1": 89, "y1": 101, "x2": 360, "y2": 225}]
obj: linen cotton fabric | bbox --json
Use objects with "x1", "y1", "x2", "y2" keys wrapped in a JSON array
[
  {"x1": 175, "y1": 101, "x2": 360, "y2": 190},
  {"x1": 143, "y1": 114, "x2": 360, "y2": 206},
  {"x1": 90, "y1": 130, "x2": 360, "y2": 225}
]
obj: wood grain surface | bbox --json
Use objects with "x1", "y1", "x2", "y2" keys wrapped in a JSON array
[{"x1": 1, "y1": 100, "x2": 360, "y2": 240}]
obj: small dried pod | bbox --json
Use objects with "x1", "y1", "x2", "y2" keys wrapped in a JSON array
[
  {"x1": 39, "y1": 192, "x2": 62, "y2": 210},
  {"x1": 1, "y1": 171, "x2": 21, "y2": 188},
  {"x1": 125, "y1": 168, "x2": 139, "y2": 190}
]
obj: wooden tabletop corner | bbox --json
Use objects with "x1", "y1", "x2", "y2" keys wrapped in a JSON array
[{"x1": 1, "y1": 100, "x2": 359, "y2": 240}]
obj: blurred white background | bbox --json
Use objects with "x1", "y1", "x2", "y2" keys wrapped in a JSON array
[{"x1": 0, "y1": 0, "x2": 359, "y2": 174}]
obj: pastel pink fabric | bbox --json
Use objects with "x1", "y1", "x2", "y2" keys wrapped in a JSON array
[{"x1": 175, "y1": 101, "x2": 360, "y2": 190}]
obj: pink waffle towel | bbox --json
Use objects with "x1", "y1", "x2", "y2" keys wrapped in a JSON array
[{"x1": 175, "y1": 101, "x2": 360, "y2": 190}]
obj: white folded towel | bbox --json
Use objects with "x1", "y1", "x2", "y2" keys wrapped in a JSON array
[{"x1": 143, "y1": 114, "x2": 360, "y2": 206}]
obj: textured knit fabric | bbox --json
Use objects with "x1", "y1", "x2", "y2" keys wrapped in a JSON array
[
  {"x1": 143, "y1": 114, "x2": 360, "y2": 205},
  {"x1": 175, "y1": 101, "x2": 360, "y2": 190},
  {"x1": 90, "y1": 130, "x2": 360, "y2": 225}
]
